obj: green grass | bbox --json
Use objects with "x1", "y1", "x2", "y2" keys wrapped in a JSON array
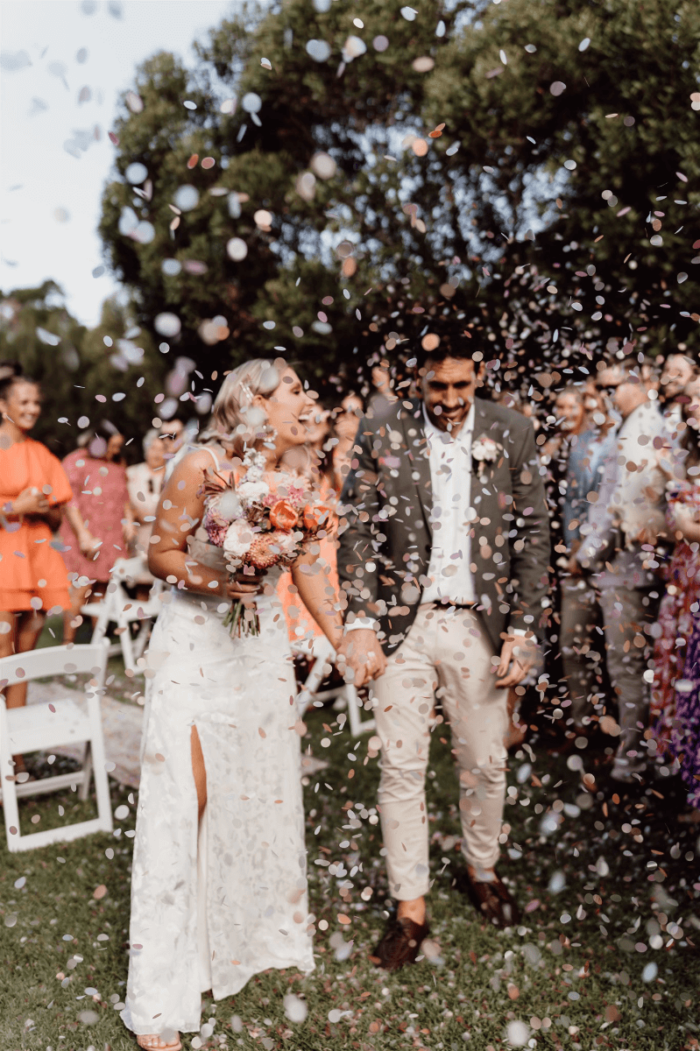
[{"x1": 1, "y1": 699, "x2": 699, "y2": 1051}]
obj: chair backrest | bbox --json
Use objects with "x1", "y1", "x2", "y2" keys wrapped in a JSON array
[
  {"x1": 0, "y1": 643, "x2": 109, "y2": 690},
  {"x1": 111, "y1": 556, "x2": 146, "y2": 582}
]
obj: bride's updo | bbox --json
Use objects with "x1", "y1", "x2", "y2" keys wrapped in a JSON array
[{"x1": 200, "y1": 359, "x2": 282, "y2": 451}]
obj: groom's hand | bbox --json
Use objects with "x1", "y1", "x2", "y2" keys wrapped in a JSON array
[
  {"x1": 495, "y1": 634, "x2": 537, "y2": 688},
  {"x1": 337, "y1": 629, "x2": 387, "y2": 688}
]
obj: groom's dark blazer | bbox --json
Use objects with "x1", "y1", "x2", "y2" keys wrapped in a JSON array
[{"x1": 337, "y1": 395, "x2": 551, "y2": 656}]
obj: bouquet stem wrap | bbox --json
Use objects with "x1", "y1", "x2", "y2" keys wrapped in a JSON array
[{"x1": 223, "y1": 591, "x2": 261, "y2": 638}]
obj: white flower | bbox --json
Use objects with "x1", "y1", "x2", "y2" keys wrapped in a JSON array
[
  {"x1": 472, "y1": 435, "x2": 501, "y2": 462},
  {"x1": 237, "y1": 479, "x2": 270, "y2": 503},
  {"x1": 223, "y1": 519, "x2": 255, "y2": 559},
  {"x1": 268, "y1": 530, "x2": 299, "y2": 557}
]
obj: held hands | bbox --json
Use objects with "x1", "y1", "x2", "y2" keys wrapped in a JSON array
[
  {"x1": 336, "y1": 629, "x2": 387, "y2": 688},
  {"x1": 494, "y1": 634, "x2": 537, "y2": 689},
  {"x1": 226, "y1": 567, "x2": 267, "y2": 606}
]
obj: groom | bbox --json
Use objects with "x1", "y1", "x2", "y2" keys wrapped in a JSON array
[{"x1": 337, "y1": 345, "x2": 550, "y2": 969}]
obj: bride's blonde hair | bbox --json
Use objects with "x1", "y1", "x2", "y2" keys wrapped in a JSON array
[{"x1": 199, "y1": 359, "x2": 282, "y2": 450}]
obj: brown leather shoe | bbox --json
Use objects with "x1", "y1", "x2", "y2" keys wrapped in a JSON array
[
  {"x1": 370, "y1": 916, "x2": 431, "y2": 972},
  {"x1": 462, "y1": 871, "x2": 521, "y2": 928}
]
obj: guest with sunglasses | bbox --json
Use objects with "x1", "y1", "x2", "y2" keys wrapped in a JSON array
[{"x1": 577, "y1": 359, "x2": 668, "y2": 783}]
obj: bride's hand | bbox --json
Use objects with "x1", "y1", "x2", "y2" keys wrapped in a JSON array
[{"x1": 226, "y1": 569, "x2": 267, "y2": 606}]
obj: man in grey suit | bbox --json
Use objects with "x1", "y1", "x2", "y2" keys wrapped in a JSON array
[
  {"x1": 577, "y1": 360, "x2": 668, "y2": 783},
  {"x1": 337, "y1": 346, "x2": 550, "y2": 970}
]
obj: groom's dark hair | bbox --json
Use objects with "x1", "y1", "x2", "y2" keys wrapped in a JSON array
[{"x1": 413, "y1": 342, "x2": 486, "y2": 371}]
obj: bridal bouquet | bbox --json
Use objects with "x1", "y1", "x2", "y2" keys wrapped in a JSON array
[{"x1": 202, "y1": 448, "x2": 332, "y2": 636}]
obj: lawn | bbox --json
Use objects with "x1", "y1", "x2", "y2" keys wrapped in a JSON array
[{"x1": 1, "y1": 685, "x2": 699, "y2": 1051}]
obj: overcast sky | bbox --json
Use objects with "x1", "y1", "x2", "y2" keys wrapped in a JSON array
[{"x1": 0, "y1": 0, "x2": 236, "y2": 326}]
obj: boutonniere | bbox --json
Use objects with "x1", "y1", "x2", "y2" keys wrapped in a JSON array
[{"x1": 472, "y1": 434, "x2": 502, "y2": 478}]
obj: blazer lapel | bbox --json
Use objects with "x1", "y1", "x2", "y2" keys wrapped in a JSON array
[{"x1": 401, "y1": 399, "x2": 433, "y2": 541}]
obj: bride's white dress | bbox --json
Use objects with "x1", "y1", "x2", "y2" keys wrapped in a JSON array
[{"x1": 122, "y1": 551, "x2": 314, "y2": 1037}]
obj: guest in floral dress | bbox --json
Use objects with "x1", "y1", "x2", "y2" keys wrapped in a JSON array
[
  {"x1": 58, "y1": 422, "x2": 135, "y2": 642},
  {"x1": 652, "y1": 376, "x2": 700, "y2": 817}
]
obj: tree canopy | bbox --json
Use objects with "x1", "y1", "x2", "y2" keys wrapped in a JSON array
[
  {"x1": 97, "y1": 0, "x2": 700, "y2": 397},
  {"x1": 0, "y1": 282, "x2": 168, "y2": 454}
]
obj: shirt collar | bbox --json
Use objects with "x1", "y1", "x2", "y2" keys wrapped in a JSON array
[{"x1": 422, "y1": 400, "x2": 475, "y2": 443}]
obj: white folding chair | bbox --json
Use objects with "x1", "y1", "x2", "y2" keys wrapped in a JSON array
[
  {"x1": 293, "y1": 635, "x2": 375, "y2": 736},
  {"x1": 81, "y1": 556, "x2": 163, "y2": 673},
  {"x1": 0, "y1": 642, "x2": 113, "y2": 852}
]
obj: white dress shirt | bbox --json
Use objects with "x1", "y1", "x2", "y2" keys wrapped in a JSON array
[{"x1": 421, "y1": 402, "x2": 477, "y2": 605}]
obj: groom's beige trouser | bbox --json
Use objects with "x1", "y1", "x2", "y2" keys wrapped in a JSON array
[{"x1": 370, "y1": 603, "x2": 508, "y2": 901}]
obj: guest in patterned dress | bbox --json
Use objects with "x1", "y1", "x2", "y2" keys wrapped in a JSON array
[
  {"x1": 652, "y1": 375, "x2": 700, "y2": 818},
  {"x1": 58, "y1": 422, "x2": 136, "y2": 643}
]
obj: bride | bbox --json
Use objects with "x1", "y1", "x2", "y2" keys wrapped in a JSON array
[{"x1": 121, "y1": 360, "x2": 344, "y2": 1050}]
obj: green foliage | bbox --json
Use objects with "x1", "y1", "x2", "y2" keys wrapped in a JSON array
[
  {"x1": 97, "y1": 0, "x2": 700, "y2": 396},
  {"x1": 0, "y1": 283, "x2": 167, "y2": 454}
]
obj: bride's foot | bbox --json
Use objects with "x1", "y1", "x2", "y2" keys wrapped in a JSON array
[{"x1": 136, "y1": 1034, "x2": 181, "y2": 1050}]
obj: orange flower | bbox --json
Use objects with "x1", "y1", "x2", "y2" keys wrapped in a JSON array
[
  {"x1": 269, "y1": 499, "x2": 298, "y2": 531},
  {"x1": 302, "y1": 503, "x2": 331, "y2": 532}
]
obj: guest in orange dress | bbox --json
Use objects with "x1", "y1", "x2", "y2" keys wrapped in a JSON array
[
  {"x1": 58, "y1": 423, "x2": 135, "y2": 643},
  {"x1": 277, "y1": 399, "x2": 358, "y2": 647},
  {"x1": 0, "y1": 367, "x2": 73, "y2": 719}
]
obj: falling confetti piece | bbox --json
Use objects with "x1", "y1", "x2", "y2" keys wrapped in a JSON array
[
  {"x1": 125, "y1": 91, "x2": 143, "y2": 114},
  {"x1": 306, "y1": 39, "x2": 331, "y2": 62},
  {"x1": 412, "y1": 56, "x2": 435, "y2": 72},
  {"x1": 550, "y1": 81, "x2": 566, "y2": 96},
  {"x1": 154, "y1": 313, "x2": 181, "y2": 337},
  {"x1": 173, "y1": 185, "x2": 199, "y2": 211},
  {"x1": 283, "y1": 994, "x2": 308, "y2": 1023},
  {"x1": 93, "y1": 884, "x2": 107, "y2": 900},
  {"x1": 254, "y1": 208, "x2": 273, "y2": 229},
  {"x1": 227, "y1": 238, "x2": 248, "y2": 261}
]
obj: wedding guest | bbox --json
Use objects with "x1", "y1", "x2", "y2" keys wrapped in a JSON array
[
  {"x1": 651, "y1": 375, "x2": 700, "y2": 819},
  {"x1": 58, "y1": 423, "x2": 135, "y2": 643},
  {"x1": 160, "y1": 414, "x2": 186, "y2": 463},
  {"x1": 338, "y1": 344, "x2": 551, "y2": 965},
  {"x1": 278, "y1": 404, "x2": 340, "y2": 644},
  {"x1": 122, "y1": 360, "x2": 343, "y2": 1050},
  {"x1": 0, "y1": 367, "x2": 73, "y2": 734},
  {"x1": 331, "y1": 392, "x2": 363, "y2": 491},
  {"x1": 553, "y1": 387, "x2": 616, "y2": 732},
  {"x1": 127, "y1": 428, "x2": 165, "y2": 561},
  {"x1": 578, "y1": 360, "x2": 668, "y2": 782},
  {"x1": 658, "y1": 351, "x2": 696, "y2": 436},
  {"x1": 367, "y1": 363, "x2": 396, "y2": 419}
]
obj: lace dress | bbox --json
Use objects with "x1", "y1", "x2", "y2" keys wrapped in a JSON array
[{"x1": 121, "y1": 532, "x2": 314, "y2": 1039}]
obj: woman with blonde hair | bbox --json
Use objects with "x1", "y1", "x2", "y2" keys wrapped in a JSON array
[{"x1": 122, "y1": 359, "x2": 344, "y2": 1051}]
